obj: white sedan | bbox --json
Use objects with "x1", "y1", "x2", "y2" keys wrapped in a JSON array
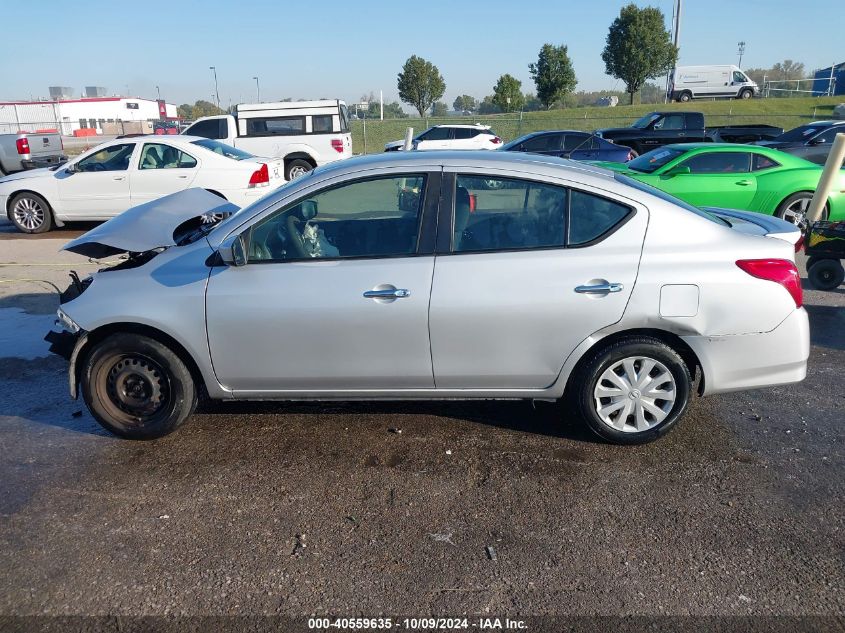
[{"x1": 0, "y1": 135, "x2": 285, "y2": 233}]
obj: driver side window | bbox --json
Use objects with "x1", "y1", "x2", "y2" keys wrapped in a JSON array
[
  {"x1": 247, "y1": 174, "x2": 427, "y2": 262},
  {"x1": 76, "y1": 143, "x2": 135, "y2": 172}
]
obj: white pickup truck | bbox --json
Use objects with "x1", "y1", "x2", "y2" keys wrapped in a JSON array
[
  {"x1": 0, "y1": 131, "x2": 66, "y2": 175},
  {"x1": 182, "y1": 100, "x2": 352, "y2": 181}
]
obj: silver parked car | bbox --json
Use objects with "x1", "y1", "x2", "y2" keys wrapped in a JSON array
[{"x1": 46, "y1": 151, "x2": 810, "y2": 444}]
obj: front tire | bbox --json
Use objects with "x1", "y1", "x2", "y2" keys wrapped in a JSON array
[
  {"x1": 739, "y1": 89, "x2": 753, "y2": 99},
  {"x1": 10, "y1": 192, "x2": 53, "y2": 233},
  {"x1": 573, "y1": 337, "x2": 692, "y2": 445},
  {"x1": 81, "y1": 333, "x2": 197, "y2": 439}
]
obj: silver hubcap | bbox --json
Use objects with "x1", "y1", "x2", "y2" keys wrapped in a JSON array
[
  {"x1": 288, "y1": 166, "x2": 309, "y2": 179},
  {"x1": 12, "y1": 197, "x2": 45, "y2": 230},
  {"x1": 781, "y1": 197, "x2": 812, "y2": 228},
  {"x1": 594, "y1": 356, "x2": 677, "y2": 433}
]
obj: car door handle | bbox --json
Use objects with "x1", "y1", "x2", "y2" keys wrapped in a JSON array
[
  {"x1": 735, "y1": 179, "x2": 751, "y2": 186},
  {"x1": 575, "y1": 282, "x2": 624, "y2": 294},
  {"x1": 177, "y1": 174, "x2": 189, "y2": 179},
  {"x1": 363, "y1": 288, "x2": 411, "y2": 299},
  {"x1": 113, "y1": 176, "x2": 125, "y2": 181}
]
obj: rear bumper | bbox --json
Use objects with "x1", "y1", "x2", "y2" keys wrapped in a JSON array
[
  {"x1": 22, "y1": 155, "x2": 67, "y2": 170},
  {"x1": 683, "y1": 308, "x2": 810, "y2": 396}
]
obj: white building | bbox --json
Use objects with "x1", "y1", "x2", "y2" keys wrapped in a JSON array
[{"x1": 0, "y1": 97, "x2": 177, "y2": 135}]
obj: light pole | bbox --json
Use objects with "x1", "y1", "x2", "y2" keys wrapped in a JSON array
[
  {"x1": 156, "y1": 85, "x2": 161, "y2": 100},
  {"x1": 253, "y1": 76, "x2": 260, "y2": 102},
  {"x1": 209, "y1": 66, "x2": 220, "y2": 110},
  {"x1": 737, "y1": 41, "x2": 746, "y2": 68}
]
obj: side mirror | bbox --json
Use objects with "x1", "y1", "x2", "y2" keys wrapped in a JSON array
[
  {"x1": 665, "y1": 165, "x2": 691, "y2": 177},
  {"x1": 65, "y1": 163, "x2": 78, "y2": 174},
  {"x1": 219, "y1": 231, "x2": 249, "y2": 267},
  {"x1": 808, "y1": 137, "x2": 826, "y2": 146}
]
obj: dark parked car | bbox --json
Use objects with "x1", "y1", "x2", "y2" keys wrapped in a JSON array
[
  {"x1": 501, "y1": 130, "x2": 634, "y2": 162},
  {"x1": 755, "y1": 121, "x2": 845, "y2": 166}
]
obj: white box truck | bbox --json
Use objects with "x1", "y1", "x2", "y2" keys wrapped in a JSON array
[
  {"x1": 182, "y1": 100, "x2": 351, "y2": 180},
  {"x1": 670, "y1": 65, "x2": 760, "y2": 102}
]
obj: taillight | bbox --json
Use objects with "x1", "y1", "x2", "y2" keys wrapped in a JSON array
[
  {"x1": 736, "y1": 259, "x2": 803, "y2": 308},
  {"x1": 248, "y1": 163, "x2": 269, "y2": 188},
  {"x1": 331, "y1": 138, "x2": 344, "y2": 153},
  {"x1": 490, "y1": 136, "x2": 502, "y2": 144},
  {"x1": 793, "y1": 235, "x2": 804, "y2": 253},
  {"x1": 16, "y1": 137, "x2": 30, "y2": 155}
]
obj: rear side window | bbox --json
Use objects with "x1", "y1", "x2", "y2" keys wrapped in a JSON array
[
  {"x1": 186, "y1": 118, "x2": 227, "y2": 140},
  {"x1": 522, "y1": 134, "x2": 560, "y2": 152},
  {"x1": 339, "y1": 104, "x2": 350, "y2": 132},
  {"x1": 453, "y1": 128, "x2": 476, "y2": 140},
  {"x1": 562, "y1": 134, "x2": 589, "y2": 151},
  {"x1": 568, "y1": 190, "x2": 632, "y2": 246},
  {"x1": 312, "y1": 115, "x2": 333, "y2": 133},
  {"x1": 752, "y1": 154, "x2": 780, "y2": 171},
  {"x1": 681, "y1": 152, "x2": 750, "y2": 174},
  {"x1": 246, "y1": 117, "x2": 305, "y2": 137},
  {"x1": 453, "y1": 175, "x2": 567, "y2": 252}
]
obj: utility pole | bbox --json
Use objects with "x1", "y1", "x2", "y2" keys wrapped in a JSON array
[
  {"x1": 253, "y1": 76, "x2": 260, "y2": 102},
  {"x1": 737, "y1": 41, "x2": 746, "y2": 68},
  {"x1": 156, "y1": 85, "x2": 161, "y2": 100},
  {"x1": 209, "y1": 66, "x2": 220, "y2": 110},
  {"x1": 666, "y1": 0, "x2": 682, "y2": 103},
  {"x1": 380, "y1": 89, "x2": 383, "y2": 120}
]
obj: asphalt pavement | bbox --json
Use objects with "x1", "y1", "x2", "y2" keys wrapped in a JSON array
[{"x1": 0, "y1": 219, "x2": 843, "y2": 631}]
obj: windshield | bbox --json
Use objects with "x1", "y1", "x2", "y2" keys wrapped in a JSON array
[
  {"x1": 191, "y1": 139, "x2": 254, "y2": 160},
  {"x1": 614, "y1": 173, "x2": 730, "y2": 226},
  {"x1": 627, "y1": 147, "x2": 686, "y2": 173},
  {"x1": 631, "y1": 113, "x2": 660, "y2": 129},
  {"x1": 774, "y1": 125, "x2": 826, "y2": 143}
]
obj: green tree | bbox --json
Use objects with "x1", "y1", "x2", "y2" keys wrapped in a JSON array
[
  {"x1": 191, "y1": 99, "x2": 225, "y2": 118},
  {"x1": 529, "y1": 44, "x2": 577, "y2": 109},
  {"x1": 365, "y1": 101, "x2": 408, "y2": 119},
  {"x1": 477, "y1": 96, "x2": 501, "y2": 115},
  {"x1": 491, "y1": 74, "x2": 525, "y2": 112},
  {"x1": 177, "y1": 103, "x2": 194, "y2": 119},
  {"x1": 397, "y1": 55, "x2": 446, "y2": 117},
  {"x1": 601, "y1": 4, "x2": 678, "y2": 105},
  {"x1": 452, "y1": 95, "x2": 477, "y2": 113},
  {"x1": 522, "y1": 94, "x2": 544, "y2": 112},
  {"x1": 431, "y1": 101, "x2": 449, "y2": 116}
]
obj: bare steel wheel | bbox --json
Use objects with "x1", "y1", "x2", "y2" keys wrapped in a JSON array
[
  {"x1": 10, "y1": 192, "x2": 52, "y2": 233},
  {"x1": 82, "y1": 333, "x2": 197, "y2": 439},
  {"x1": 573, "y1": 336, "x2": 692, "y2": 445},
  {"x1": 593, "y1": 357, "x2": 676, "y2": 432}
]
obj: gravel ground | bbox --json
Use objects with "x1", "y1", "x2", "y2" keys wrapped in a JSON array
[{"x1": 0, "y1": 218, "x2": 843, "y2": 631}]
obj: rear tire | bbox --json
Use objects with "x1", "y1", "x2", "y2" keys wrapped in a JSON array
[
  {"x1": 776, "y1": 192, "x2": 828, "y2": 228},
  {"x1": 285, "y1": 159, "x2": 313, "y2": 181},
  {"x1": 678, "y1": 91, "x2": 692, "y2": 103},
  {"x1": 807, "y1": 259, "x2": 845, "y2": 291},
  {"x1": 81, "y1": 333, "x2": 197, "y2": 439},
  {"x1": 9, "y1": 192, "x2": 53, "y2": 233},
  {"x1": 572, "y1": 337, "x2": 692, "y2": 445}
]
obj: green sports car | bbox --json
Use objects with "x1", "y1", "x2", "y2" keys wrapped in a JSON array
[{"x1": 593, "y1": 144, "x2": 845, "y2": 225}]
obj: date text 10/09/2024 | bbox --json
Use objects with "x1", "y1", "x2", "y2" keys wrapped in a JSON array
[{"x1": 307, "y1": 618, "x2": 528, "y2": 630}]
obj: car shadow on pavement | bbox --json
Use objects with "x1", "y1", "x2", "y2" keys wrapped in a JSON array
[
  {"x1": 196, "y1": 399, "x2": 604, "y2": 443},
  {"x1": 804, "y1": 304, "x2": 845, "y2": 351}
]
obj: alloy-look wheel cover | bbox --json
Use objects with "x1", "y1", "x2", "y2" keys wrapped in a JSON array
[
  {"x1": 593, "y1": 356, "x2": 677, "y2": 433},
  {"x1": 781, "y1": 197, "x2": 812, "y2": 228},
  {"x1": 12, "y1": 197, "x2": 45, "y2": 230}
]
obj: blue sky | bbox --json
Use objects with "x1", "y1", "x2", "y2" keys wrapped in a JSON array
[{"x1": 0, "y1": 0, "x2": 840, "y2": 108}]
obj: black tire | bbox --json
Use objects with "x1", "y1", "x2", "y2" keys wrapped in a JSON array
[
  {"x1": 572, "y1": 336, "x2": 692, "y2": 445},
  {"x1": 81, "y1": 333, "x2": 197, "y2": 439},
  {"x1": 678, "y1": 91, "x2": 692, "y2": 103},
  {"x1": 807, "y1": 259, "x2": 845, "y2": 291},
  {"x1": 775, "y1": 192, "x2": 828, "y2": 228},
  {"x1": 285, "y1": 159, "x2": 313, "y2": 181},
  {"x1": 805, "y1": 256, "x2": 820, "y2": 271},
  {"x1": 9, "y1": 191, "x2": 53, "y2": 234}
]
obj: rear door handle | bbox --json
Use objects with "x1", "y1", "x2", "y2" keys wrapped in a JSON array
[
  {"x1": 177, "y1": 174, "x2": 189, "y2": 179},
  {"x1": 363, "y1": 288, "x2": 411, "y2": 299},
  {"x1": 113, "y1": 176, "x2": 125, "y2": 181},
  {"x1": 575, "y1": 282, "x2": 624, "y2": 294}
]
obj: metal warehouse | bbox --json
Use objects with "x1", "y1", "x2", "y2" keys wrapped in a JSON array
[{"x1": 0, "y1": 97, "x2": 177, "y2": 135}]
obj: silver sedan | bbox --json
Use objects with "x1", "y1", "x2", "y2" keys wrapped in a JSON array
[{"x1": 48, "y1": 151, "x2": 810, "y2": 444}]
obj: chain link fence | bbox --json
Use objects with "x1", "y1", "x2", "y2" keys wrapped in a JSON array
[{"x1": 350, "y1": 110, "x2": 838, "y2": 155}]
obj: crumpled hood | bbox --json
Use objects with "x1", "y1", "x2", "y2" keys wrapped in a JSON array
[
  {"x1": 0, "y1": 166, "x2": 54, "y2": 183},
  {"x1": 62, "y1": 188, "x2": 239, "y2": 259}
]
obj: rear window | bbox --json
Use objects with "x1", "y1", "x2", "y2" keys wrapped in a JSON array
[
  {"x1": 627, "y1": 148, "x2": 686, "y2": 173},
  {"x1": 776, "y1": 125, "x2": 822, "y2": 143},
  {"x1": 191, "y1": 139, "x2": 253, "y2": 161},
  {"x1": 614, "y1": 173, "x2": 729, "y2": 226}
]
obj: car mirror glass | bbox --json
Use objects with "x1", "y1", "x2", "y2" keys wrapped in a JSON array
[{"x1": 219, "y1": 231, "x2": 248, "y2": 267}]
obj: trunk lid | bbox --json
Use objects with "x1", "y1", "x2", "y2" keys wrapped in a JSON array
[
  {"x1": 62, "y1": 188, "x2": 239, "y2": 259},
  {"x1": 704, "y1": 207, "x2": 802, "y2": 246}
]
